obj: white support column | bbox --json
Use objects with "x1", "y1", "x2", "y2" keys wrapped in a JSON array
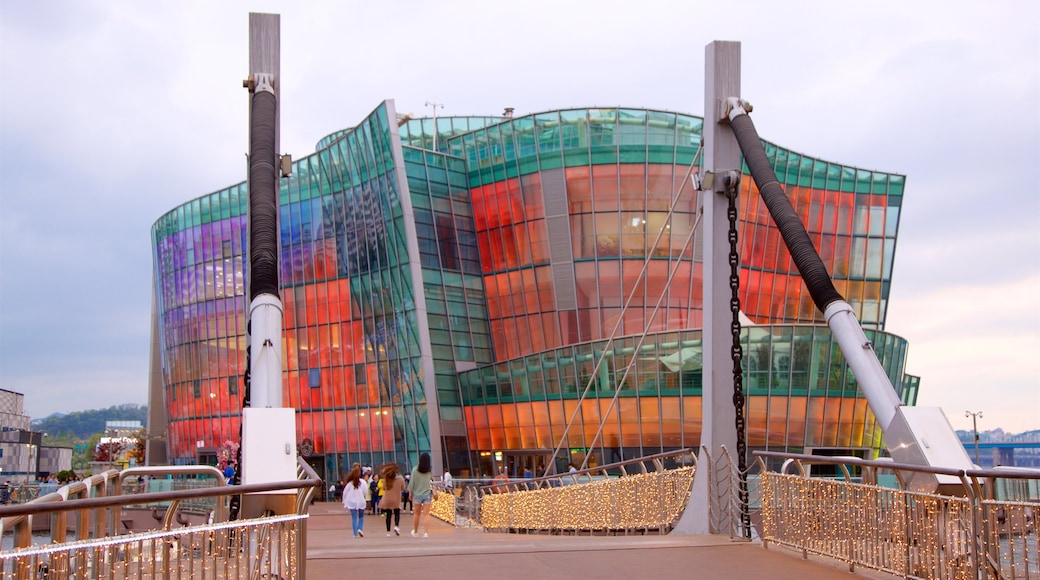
[
  {"x1": 241, "y1": 13, "x2": 295, "y2": 525},
  {"x1": 682, "y1": 40, "x2": 741, "y2": 535}
]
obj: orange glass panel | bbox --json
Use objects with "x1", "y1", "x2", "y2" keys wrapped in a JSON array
[
  {"x1": 541, "y1": 312, "x2": 560, "y2": 351},
  {"x1": 591, "y1": 165, "x2": 619, "y2": 211},
  {"x1": 618, "y1": 164, "x2": 646, "y2": 211},
  {"x1": 566, "y1": 167, "x2": 592, "y2": 213},
  {"x1": 528, "y1": 314, "x2": 545, "y2": 353},
  {"x1": 571, "y1": 214, "x2": 595, "y2": 259},
  {"x1": 529, "y1": 219, "x2": 549, "y2": 264},
  {"x1": 787, "y1": 396, "x2": 808, "y2": 447},
  {"x1": 804, "y1": 397, "x2": 826, "y2": 447},
  {"x1": 575, "y1": 262, "x2": 599, "y2": 308},
  {"x1": 681, "y1": 397, "x2": 702, "y2": 447},
  {"x1": 520, "y1": 173, "x2": 544, "y2": 220},
  {"x1": 660, "y1": 398, "x2": 682, "y2": 447},
  {"x1": 646, "y1": 164, "x2": 674, "y2": 211}
]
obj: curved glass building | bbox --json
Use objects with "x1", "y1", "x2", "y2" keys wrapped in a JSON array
[{"x1": 150, "y1": 100, "x2": 917, "y2": 481}]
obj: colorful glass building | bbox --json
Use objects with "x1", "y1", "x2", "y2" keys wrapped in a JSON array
[{"x1": 149, "y1": 101, "x2": 917, "y2": 481}]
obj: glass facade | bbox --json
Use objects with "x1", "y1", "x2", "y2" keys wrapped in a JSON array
[{"x1": 151, "y1": 102, "x2": 916, "y2": 483}]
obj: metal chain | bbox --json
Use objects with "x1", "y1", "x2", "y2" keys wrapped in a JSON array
[{"x1": 726, "y1": 187, "x2": 751, "y2": 539}]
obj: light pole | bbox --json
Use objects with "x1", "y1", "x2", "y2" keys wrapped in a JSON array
[{"x1": 965, "y1": 410, "x2": 983, "y2": 464}]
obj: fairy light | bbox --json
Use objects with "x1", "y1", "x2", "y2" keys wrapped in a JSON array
[
  {"x1": 430, "y1": 489, "x2": 457, "y2": 524},
  {"x1": 479, "y1": 467, "x2": 694, "y2": 532},
  {"x1": 757, "y1": 471, "x2": 1040, "y2": 579},
  {"x1": 0, "y1": 513, "x2": 307, "y2": 578}
]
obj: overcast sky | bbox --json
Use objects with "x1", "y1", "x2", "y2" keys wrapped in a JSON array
[{"x1": 1, "y1": 1, "x2": 1037, "y2": 434}]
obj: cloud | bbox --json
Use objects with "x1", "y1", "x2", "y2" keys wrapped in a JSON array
[
  {"x1": 1, "y1": 1, "x2": 1038, "y2": 435},
  {"x1": 887, "y1": 275, "x2": 1040, "y2": 431}
]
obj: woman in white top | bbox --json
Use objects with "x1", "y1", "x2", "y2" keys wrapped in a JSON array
[{"x1": 342, "y1": 466, "x2": 369, "y2": 537}]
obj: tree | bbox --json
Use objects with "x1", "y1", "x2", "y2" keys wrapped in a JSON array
[
  {"x1": 92, "y1": 439, "x2": 124, "y2": 463},
  {"x1": 127, "y1": 429, "x2": 147, "y2": 466},
  {"x1": 34, "y1": 404, "x2": 147, "y2": 440}
]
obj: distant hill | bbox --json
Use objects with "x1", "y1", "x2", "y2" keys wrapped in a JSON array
[
  {"x1": 33, "y1": 404, "x2": 147, "y2": 440},
  {"x1": 30, "y1": 412, "x2": 67, "y2": 427}
]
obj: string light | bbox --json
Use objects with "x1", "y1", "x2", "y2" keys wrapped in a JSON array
[
  {"x1": 479, "y1": 468, "x2": 693, "y2": 532},
  {"x1": 430, "y1": 490, "x2": 456, "y2": 524},
  {"x1": 0, "y1": 513, "x2": 306, "y2": 578},
  {"x1": 758, "y1": 472, "x2": 1039, "y2": 578}
]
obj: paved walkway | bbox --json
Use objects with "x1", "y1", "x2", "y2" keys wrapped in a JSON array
[{"x1": 304, "y1": 502, "x2": 890, "y2": 579}]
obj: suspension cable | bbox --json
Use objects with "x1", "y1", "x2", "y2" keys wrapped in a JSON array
[
  {"x1": 579, "y1": 209, "x2": 704, "y2": 468},
  {"x1": 546, "y1": 142, "x2": 703, "y2": 476}
]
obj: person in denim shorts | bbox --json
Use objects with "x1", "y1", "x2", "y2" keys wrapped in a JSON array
[{"x1": 406, "y1": 453, "x2": 434, "y2": 537}]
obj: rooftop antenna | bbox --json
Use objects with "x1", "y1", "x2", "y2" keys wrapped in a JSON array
[{"x1": 424, "y1": 101, "x2": 444, "y2": 150}]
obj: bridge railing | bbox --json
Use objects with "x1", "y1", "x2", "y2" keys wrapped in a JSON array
[
  {"x1": 0, "y1": 459, "x2": 321, "y2": 579},
  {"x1": 474, "y1": 449, "x2": 697, "y2": 534},
  {"x1": 754, "y1": 451, "x2": 1040, "y2": 579}
]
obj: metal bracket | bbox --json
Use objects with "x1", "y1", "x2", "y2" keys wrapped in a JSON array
[
  {"x1": 722, "y1": 97, "x2": 753, "y2": 122},
  {"x1": 700, "y1": 170, "x2": 741, "y2": 195},
  {"x1": 280, "y1": 154, "x2": 292, "y2": 178},
  {"x1": 243, "y1": 73, "x2": 276, "y2": 95}
]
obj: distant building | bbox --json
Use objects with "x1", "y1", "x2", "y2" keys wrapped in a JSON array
[
  {"x1": 98, "y1": 420, "x2": 144, "y2": 469},
  {"x1": 0, "y1": 389, "x2": 71, "y2": 479}
]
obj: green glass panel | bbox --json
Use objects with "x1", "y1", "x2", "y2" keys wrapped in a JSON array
[
  {"x1": 798, "y1": 156, "x2": 814, "y2": 187},
  {"x1": 618, "y1": 145, "x2": 646, "y2": 163},
  {"x1": 856, "y1": 169, "x2": 872, "y2": 193},
  {"x1": 564, "y1": 149, "x2": 590, "y2": 167},
  {"x1": 888, "y1": 174, "x2": 905, "y2": 196},
  {"x1": 538, "y1": 154, "x2": 563, "y2": 171},
  {"x1": 647, "y1": 145, "x2": 675, "y2": 164},
  {"x1": 590, "y1": 147, "x2": 618, "y2": 164},
  {"x1": 674, "y1": 146, "x2": 697, "y2": 166},
  {"x1": 812, "y1": 160, "x2": 827, "y2": 189}
]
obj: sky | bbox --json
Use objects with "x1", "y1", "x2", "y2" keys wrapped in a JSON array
[{"x1": 1, "y1": 1, "x2": 1038, "y2": 434}]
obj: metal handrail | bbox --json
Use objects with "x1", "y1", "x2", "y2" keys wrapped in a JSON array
[
  {"x1": 478, "y1": 448, "x2": 696, "y2": 495},
  {"x1": 753, "y1": 450, "x2": 1040, "y2": 578},
  {"x1": 754, "y1": 450, "x2": 974, "y2": 478},
  {"x1": 0, "y1": 478, "x2": 317, "y2": 520}
]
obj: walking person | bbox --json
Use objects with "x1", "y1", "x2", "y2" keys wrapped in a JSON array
[
  {"x1": 369, "y1": 471, "x2": 381, "y2": 515},
  {"x1": 377, "y1": 463, "x2": 406, "y2": 537},
  {"x1": 407, "y1": 452, "x2": 434, "y2": 538},
  {"x1": 342, "y1": 466, "x2": 369, "y2": 538},
  {"x1": 401, "y1": 475, "x2": 413, "y2": 514}
]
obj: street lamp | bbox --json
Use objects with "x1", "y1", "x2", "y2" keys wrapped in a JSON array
[{"x1": 965, "y1": 410, "x2": 983, "y2": 465}]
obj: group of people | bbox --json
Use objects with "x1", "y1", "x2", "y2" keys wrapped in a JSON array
[{"x1": 340, "y1": 452, "x2": 436, "y2": 539}]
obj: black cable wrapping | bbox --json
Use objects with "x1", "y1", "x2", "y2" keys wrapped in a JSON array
[
  {"x1": 249, "y1": 90, "x2": 279, "y2": 300},
  {"x1": 729, "y1": 113, "x2": 844, "y2": 313}
]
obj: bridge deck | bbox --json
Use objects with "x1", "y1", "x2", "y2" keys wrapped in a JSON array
[{"x1": 305, "y1": 502, "x2": 890, "y2": 579}]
